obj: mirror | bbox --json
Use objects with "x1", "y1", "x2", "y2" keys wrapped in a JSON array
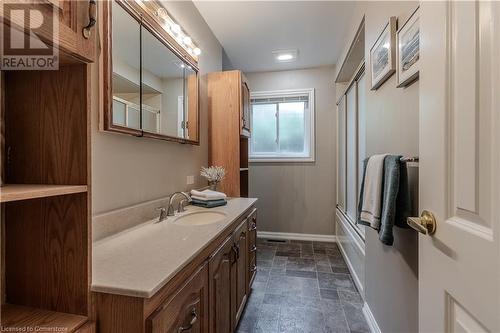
[
  {"x1": 111, "y1": 1, "x2": 141, "y2": 131},
  {"x1": 105, "y1": 0, "x2": 200, "y2": 143},
  {"x1": 141, "y1": 27, "x2": 199, "y2": 141}
]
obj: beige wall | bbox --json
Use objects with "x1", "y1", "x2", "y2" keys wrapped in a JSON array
[
  {"x1": 335, "y1": 2, "x2": 419, "y2": 332},
  {"x1": 92, "y1": 1, "x2": 222, "y2": 214},
  {"x1": 247, "y1": 66, "x2": 337, "y2": 235}
]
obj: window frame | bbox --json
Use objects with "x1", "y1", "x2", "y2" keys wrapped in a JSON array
[{"x1": 249, "y1": 88, "x2": 315, "y2": 163}]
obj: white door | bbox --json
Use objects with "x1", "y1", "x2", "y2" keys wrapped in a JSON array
[{"x1": 418, "y1": 2, "x2": 500, "y2": 332}]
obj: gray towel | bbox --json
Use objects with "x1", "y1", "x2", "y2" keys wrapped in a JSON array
[{"x1": 358, "y1": 155, "x2": 412, "y2": 246}]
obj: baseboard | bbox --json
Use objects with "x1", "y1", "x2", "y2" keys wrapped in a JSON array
[
  {"x1": 257, "y1": 231, "x2": 337, "y2": 243},
  {"x1": 336, "y1": 238, "x2": 364, "y2": 296},
  {"x1": 363, "y1": 302, "x2": 382, "y2": 333}
]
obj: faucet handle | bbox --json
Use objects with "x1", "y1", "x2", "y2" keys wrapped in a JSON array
[{"x1": 155, "y1": 207, "x2": 167, "y2": 223}]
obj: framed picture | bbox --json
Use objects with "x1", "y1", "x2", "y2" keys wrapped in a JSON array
[
  {"x1": 370, "y1": 17, "x2": 397, "y2": 90},
  {"x1": 397, "y1": 6, "x2": 420, "y2": 87}
]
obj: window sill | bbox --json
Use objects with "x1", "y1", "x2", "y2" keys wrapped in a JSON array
[{"x1": 249, "y1": 157, "x2": 315, "y2": 163}]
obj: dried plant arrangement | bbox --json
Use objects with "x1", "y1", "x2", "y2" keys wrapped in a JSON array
[{"x1": 200, "y1": 166, "x2": 226, "y2": 190}]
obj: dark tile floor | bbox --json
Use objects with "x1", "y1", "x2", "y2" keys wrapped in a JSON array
[{"x1": 236, "y1": 239, "x2": 370, "y2": 333}]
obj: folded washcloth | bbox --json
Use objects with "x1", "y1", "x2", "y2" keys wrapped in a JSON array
[
  {"x1": 190, "y1": 189, "x2": 227, "y2": 200},
  {"x1": 191, "y1": 198, "x2": 227, "y2": 208},
  {"x1": 358, "y1": 154, "x2": 388, "y2": 229}
]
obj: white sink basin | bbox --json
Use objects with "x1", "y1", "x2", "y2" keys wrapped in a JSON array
[{"x1": 172, "y1": 211, "x2": 227, "y2": 226}]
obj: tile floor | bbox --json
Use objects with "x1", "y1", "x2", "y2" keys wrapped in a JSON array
[{"x1": 236, "y1": 239, "x2": 370, "y2": 333}]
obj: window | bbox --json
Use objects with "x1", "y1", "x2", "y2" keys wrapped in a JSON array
[
  {"x1": 337, "y1": 66, "x2": 366, "y2": 238},
  {"x1": 250, "y1": 89, "x2": 315, "y2": 162}
]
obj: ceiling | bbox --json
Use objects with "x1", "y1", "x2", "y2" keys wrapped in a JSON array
[{"x1": 194, "y1": 1, "x2": 356, "y2": 73}]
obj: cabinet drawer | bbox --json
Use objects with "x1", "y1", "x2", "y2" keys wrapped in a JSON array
[{"x1": 147, "y1": 263, "x2": 209, "y2": 333}]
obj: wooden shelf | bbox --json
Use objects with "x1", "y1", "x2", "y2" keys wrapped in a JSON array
[
  {"x1": 1, "y1": 304, "x2": 87, "y2": 332},
  {"x1": 0, "y1": 184, "x2": 88, "y2": 203}
]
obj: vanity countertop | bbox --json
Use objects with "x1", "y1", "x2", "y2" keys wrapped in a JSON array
[{"x1": 91, "y1": 197, "x2": 257, "y2": 298}]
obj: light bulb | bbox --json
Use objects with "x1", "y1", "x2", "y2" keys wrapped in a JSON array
[
  {"x1": 276, "y1": 54, "x2": 293, "y2": 61},
  {"x1": 183, "y1": 36, "x2": 192, "y2": 45},
  {"x1": 172, "y1": 23, "x2": 181, "y2": 34},
  {"x1": 193, "y1": 48, "x2": 201, "y2": 56},
  {"x1": 156, "y1": 8, "x2": 167, "y2": 19}
]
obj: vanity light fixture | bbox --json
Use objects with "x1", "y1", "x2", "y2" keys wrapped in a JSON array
[
  {"x1": 139, "y1": 0, "x2": 201, "y2": 60},
  {"x1": 183, "y1": 36, "x2": 192, "y2": 46},
  {"x1": 273, "y1": 49, "x2": 298, "y2": 63}
]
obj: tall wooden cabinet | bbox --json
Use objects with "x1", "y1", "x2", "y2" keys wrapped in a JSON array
[
  {"x1": 1, "y1": 1, "x2": 96, "y2": 331},
  {"x1": 207, "y1": 70, "x2": 251, "y2": 197}
]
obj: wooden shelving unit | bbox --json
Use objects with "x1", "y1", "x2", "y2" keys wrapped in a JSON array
[
  {"x1": 1, "y1": 3, "x2": 95, "y2": 330},
  {"x1": 1, "y1": 304, "x2": 87, "y2": 332},
  {"x1": 0, "y1": 184, "x2": 88, "y2": 203}
]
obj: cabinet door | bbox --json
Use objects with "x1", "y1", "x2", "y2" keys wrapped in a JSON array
[
  {"x1": 247, "y1": 209, "x2": 257, "y2": 291},
  {"x1": 208, "y1": 236, "x2": 234, "y2": 333},
  {"x1": 240, "y1": 81, "x2": 251, "y2": 137},
  {"x1": 3, "y1": 1, "x2": 96, "y2": 62},
  {"x1": 147, "y1": 264, "x2": 209, "y2": 333},
  {"x1": 231, "y1": 220, "x2": 248, "y2": 328}
]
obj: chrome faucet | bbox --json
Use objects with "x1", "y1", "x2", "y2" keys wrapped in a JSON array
[{"x1": 168, "y1": 192, "x2": 192, "y2": 216}]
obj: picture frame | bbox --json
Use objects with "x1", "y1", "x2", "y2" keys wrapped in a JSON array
[
  {"x1": 396, "y1": 6, "x2": 420, "y2": 87},
  {"x1": 370, "y1": 16, "x2": 397, "y2": 90}
]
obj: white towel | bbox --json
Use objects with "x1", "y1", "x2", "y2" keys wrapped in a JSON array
[
  {"x1": 191, "y1": 195, "x2": 227, "y2": 202},
  {"x1": 360, "y1": 154, "x2": 388, "y2": 229},
  {"x1": 190, "y1": 189, "x2": 227, "y2": 200}
]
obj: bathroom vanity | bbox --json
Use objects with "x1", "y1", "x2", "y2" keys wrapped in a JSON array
[{"x1": 92, "y1": 199, "x2": 258, "y2": 333}]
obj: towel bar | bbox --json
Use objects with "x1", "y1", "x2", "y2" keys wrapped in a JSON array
[{"x1": 400, "y1": 156, "x2": 419, "y2": 163}]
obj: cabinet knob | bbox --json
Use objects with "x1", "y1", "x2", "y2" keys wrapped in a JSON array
[
  {"x1": 178, "y1": 308, "x2": 198, "y2": 332},
  {"x1": 250, "y1": 245, "x2": 257, "y2": 252}
]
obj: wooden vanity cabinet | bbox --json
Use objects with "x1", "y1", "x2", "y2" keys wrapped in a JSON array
[
  {"x1": 208, "y1": 237, "x2": 234, "y2": 333},
  {"x1": 208, "y1": 219, "x2": 249, "y2": 333},
  {"x1": 231, "y1": 220, "x2": 248, "y2": 327},
  {"x1": 247, "y1": 209, "x2": 258, "y2": 289},
  {"x1": 94, "y1": 206, "x2": 258, "y2": 333},
  {"x1": 147, "y1": 264, "x2": 209, "y2": 333}
]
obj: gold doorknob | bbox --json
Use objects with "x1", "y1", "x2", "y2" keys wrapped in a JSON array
[{"x1": 407, "y1": 210, "x2": 437, "y2": 235}]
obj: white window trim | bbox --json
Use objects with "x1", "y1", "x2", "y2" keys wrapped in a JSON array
[{"x1": 249, "y1": 88, "x2": 315, "y2": 163}]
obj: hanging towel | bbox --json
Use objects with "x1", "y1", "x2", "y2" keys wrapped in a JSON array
[
  {"x1": 357, "y1": 155, "x2": 413, "y2": 246},
  {"x1": 358, "y1": 154, "x2": 388, "y2": 229},
  {"x1": 190, "y1": 189, "x2": 227, "y2": 201},
  {"x1": 378, "y1": 155, "x2": 412, "y2": 245}
]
